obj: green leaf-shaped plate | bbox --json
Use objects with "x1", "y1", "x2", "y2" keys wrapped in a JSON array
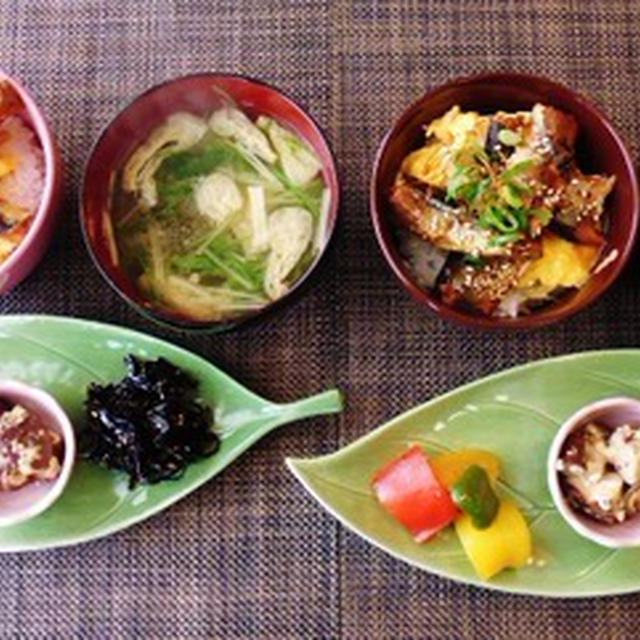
[
  {"x1": 287, "y1": 350, "x2": 640, "y2": 597},
  {"x1": 0, "y1": 315, "x2": 343, "y2": 551}
]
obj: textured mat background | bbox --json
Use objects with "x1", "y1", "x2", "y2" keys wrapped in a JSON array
[{"x1": 1, "y1": 0, "x2": 640, "y2": 638}]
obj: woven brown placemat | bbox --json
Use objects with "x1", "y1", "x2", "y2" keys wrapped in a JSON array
[{"x1": 1, "y1": 0, "x2": 640, "y2": 638}]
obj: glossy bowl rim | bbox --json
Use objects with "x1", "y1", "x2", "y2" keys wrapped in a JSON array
[
  {"x1": 547, "y1": 395, "x2": 640, "y2": 548},
  {"x1": 80, "y1": 71, "x2": 341, "y2": 332},
  {"x1": 370, "y1": 71, "x2": 640, "y2": 330},
  {"x1": 0, "y1": 70, "x2": 62, "y2": 287},
  {"x1": 0, "y1": 380, "x2": 76, "y2": 527}
]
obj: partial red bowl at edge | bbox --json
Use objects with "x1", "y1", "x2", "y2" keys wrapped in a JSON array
[
  {"x1": 80, "y1": 73, "x2": 340, "y2": 332},
  {"x1": 0, "y1": 71, "x2": 64, "y2": 295},
  {"x1": 370, "y1": 72, "x2": 640, "y2": 330}
]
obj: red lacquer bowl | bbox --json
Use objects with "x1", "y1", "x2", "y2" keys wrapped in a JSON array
[
  {"x1": 0, "y1": 71, "x2": 63, "y2": 295},
  {"x1": 370, "y1": 72, "x2": 639, "y2": 329},
  {"x1": 81, "y1": 73, "x2": 339, "y2": 331}
]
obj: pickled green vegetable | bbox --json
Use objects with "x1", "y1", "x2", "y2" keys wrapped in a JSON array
[{"x1": 450, "y1": 464, "x2": 499, "y2": 529}]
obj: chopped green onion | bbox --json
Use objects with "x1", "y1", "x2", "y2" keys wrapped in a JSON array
[
  {"x1": 512, "y1": 208, "x2": 528, "y2": 229},
  {"x1": 476, "y1": 177, "x2": 491, "y2": 197},
  {"x1": 497, "y1": 129, "x2": 521, "y2": 146},
  {"x1": 531, "y1": 207, "x2": 553, "y2": 225},
  {"x1": 500, "y1": 159, "x2": 533, "y2": 180},
  {"x1": 478, "y1": 206, "x2": 521, "y2": 233},
  {"x1": 459, "y1": 181, "x2": 481, "y2": 202},
  {"x1": 489, "y1": 232, "x2": 523, "y2": 247},
  {"x1": 446, "y1": 164, "x2": 473, "y2": 201},
  {"x1": 500, "y1": 183, "x2": 523, "y2": 208},
  {"x1": 507, "y1": 180, "x2": 532, "y2": 195},
  {"x1": 462, "y1": 254, "x2": 486, "y2": 268}
]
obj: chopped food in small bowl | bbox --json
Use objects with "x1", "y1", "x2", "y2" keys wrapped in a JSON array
[
  {"x1": 548, "y1": 397, "x2": 640, "y2": 547},
  {"x1": 81, "y1": 73, "x2": 339, "y2": 331},
  {"x1": 371, "y1": 72, "x2": 639, "y2": 329},
  {"x1": 0, "y1": 381, "x2": 75, "y2": 526},
  {"x1": 0, "y1": 71, "x2": 63, "y2": 294}
]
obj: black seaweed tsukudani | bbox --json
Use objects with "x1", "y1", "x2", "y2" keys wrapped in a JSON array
[{"x1": 81, "y1": 355, "x2": 219, "y2": 488}]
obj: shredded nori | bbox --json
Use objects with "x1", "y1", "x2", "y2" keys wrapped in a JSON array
[{"x1": 81, "y1": 356, "x2": 219, "y2": 489}]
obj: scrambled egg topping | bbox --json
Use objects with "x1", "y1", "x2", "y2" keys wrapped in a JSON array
[
  {"x1": 401, "y1": 107, "x2": 489, "y2": 189},
  {"x1": 516, "y1": 233, "x2": 599, "y2": 299}
]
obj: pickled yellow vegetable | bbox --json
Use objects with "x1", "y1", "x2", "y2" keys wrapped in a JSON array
[
  {"x1": 430, "y1": 449, "x2": 500, "y2": 489},
  {"x1": 454, "y1": 498, "x2": 532, "y2": 580}
]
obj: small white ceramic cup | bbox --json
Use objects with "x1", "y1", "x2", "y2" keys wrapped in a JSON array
[
  {"x1": 0, "y1": 380, "x2": 75, "y2": 527},
  {"x1": 548, "y1": 396, "x2": 640, "y2": 548}
]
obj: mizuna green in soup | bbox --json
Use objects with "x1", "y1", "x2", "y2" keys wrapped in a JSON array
[{"x1": 111, "y1": 104, "x2": 330, "y2": 322}]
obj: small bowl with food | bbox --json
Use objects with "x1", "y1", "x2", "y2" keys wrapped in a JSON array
[
  {"x1": 548, "y1": 397, "x2": 640, "y2": 547},
  {"x1": 81, "y1": 73, "x2": 339, "y2": 331},
  {"x1": 371, "y1": 72, "x2": 639, "y2": 329},
  {"x1": 0, "y1": 381, "x2": 75, "y2": 526},
  {"x1": 0, "y1": 71, "x2": 63, "y2": 294}
]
